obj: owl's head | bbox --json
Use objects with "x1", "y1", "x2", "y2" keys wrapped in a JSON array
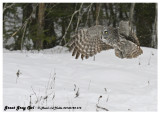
[
  {"x1": 102, "y1": 26, "x2": 113, "y2": 39},
  {"x1": 103, "y1": 28, "x2": 109, "y2": 38},
  {"x1": 101, "y1": 26, "x2": 118, "y2": 46}
]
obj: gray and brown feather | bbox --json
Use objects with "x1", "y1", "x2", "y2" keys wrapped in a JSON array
[{"x1": 68, "y1": 21, "x2": 143, "y2": 59}]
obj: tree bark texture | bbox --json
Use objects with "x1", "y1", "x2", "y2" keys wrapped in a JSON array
[{"x1": 36, "y1": 3, "x2": 45, "y2": 50}]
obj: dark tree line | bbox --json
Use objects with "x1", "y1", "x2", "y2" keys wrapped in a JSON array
[{"x1": 3, "y1": 3, "x2": 157, "y2": 50}]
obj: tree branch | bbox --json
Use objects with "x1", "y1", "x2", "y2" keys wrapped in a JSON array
[
  {"x1": 95, "y1": 3, "x2": 101, "y2": 25},
  {"x1": 63, "y1": 3, "x2": 93, "y2": 46},
  {"x1": 75, "y1": 3, "x2": 83, "y2": 32},
  {"x1": 10, "y1": 4, "x2": 38, "y2": 51},
  {"x1": 11, "y1": 4, "x2": 38, "y2": 38},
  {"x1": 85, "y1": 3, "x2": 93, "y2": 27},
  {"x1": 60, "y1": 8, "x2": 80, "y2": 45},
  {"x1": 3, "y1": 3, "x2": 15, "y2": 13}
]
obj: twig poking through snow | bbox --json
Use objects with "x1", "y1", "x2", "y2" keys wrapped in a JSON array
[
  {"x1": 29, "y1": 95, "x2": 32, "y2": 111},
  {"x1": 74, "y1": 84, "x2": 76, "y2": 91},
  {"x1": 96, "y1": 104, "x2": 109, "y2": 111},
  {"x1": 16, "y1": 69, "x2": 22, "y2": 83},
  {"x1": 75, "y1": 88, "x2": 79, "y2": 98},
  {"x1": 138, "y1": 58, "x2": 141, "y2": 65},
  {"x1": 148, "y1": 81, "x2": 150, "y2": 85},
  {"x1": 104, "y1": 88, "x2": 107, "y2": 93},
  {"x1": 106, "y1": 95, "x2": 109, "y2": 103},
  {"x1": 96, "y1": 95, "x2": 109, "y2": 111},
  {"x1": 31, "y1": 86, "x2": 39, "y2": 104},
  {"x1": 97, "y1": 95, "x2": 102, "y2": 105}
]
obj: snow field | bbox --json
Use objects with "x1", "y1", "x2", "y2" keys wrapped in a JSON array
[{"x1": 3, "y1": 46, "x2": 157, "y2": 111}]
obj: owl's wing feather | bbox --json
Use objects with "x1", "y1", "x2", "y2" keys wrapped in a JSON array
[
  {"x1": 68, "y1": 26, "x2": 112, "y2": 59},
  {"x1": 69, "y1": 24, "x2": 142, "y2": 60},
  {"x1": 129, "y1": 32, "x2": 140, "y2": 46},
  {"x1": 115, "y1": 39, "x2": 143, "y2": 59},
  {"x1": 121, "y1": 31, "x2": 140, "y2": 47},
  {"x1": 115, "y1": 21, "x2": 143, "y2": 59}
]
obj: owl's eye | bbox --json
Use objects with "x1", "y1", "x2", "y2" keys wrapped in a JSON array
[{"x1": 104, "y1": 31, "x2": 108, "y2": 34}]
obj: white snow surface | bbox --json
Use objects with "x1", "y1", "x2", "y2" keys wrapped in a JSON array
[{"x1": 3, "y1": 46, "x2": 157, "y2": 111}]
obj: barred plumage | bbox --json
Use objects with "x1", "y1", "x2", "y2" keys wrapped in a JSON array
[
  {"x1": 68, "y1": 25, "x2": 112, "y2": 59},
  {"x1": 68, "y1": 21, "x2": 143, "y2": 59}
]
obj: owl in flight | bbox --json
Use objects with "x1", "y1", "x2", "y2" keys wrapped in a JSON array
[{"x1": 68, "y1": 21, "x2": 143, "y2": 60}]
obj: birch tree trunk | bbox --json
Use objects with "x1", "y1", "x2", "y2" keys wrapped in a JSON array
[
  {"x1": 129, "y1": 3, "x2": 135, "y2": 32},
  {"x1": 154, "y1": 3, "x2": 157, "y2": 48},
  {"x1": 151, "y1": 4, "x2": 157, "y2": 48}
]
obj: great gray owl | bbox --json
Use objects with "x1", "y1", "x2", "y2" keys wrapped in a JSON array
[{"x1": 68, "y1": 21, "x2": 143, "y2": 59}]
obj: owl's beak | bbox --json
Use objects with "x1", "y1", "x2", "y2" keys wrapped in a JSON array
[{"x1": 101, "y1": 36, "x2": 106, "y2": 42}]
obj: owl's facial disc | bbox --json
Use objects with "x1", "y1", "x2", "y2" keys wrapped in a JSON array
[
  {"x1": 101, "y1": 35, "x2": 108, "y2": 44},
  {"x1": 103, "y1": 29, "x2": 109, "y2": 39}
]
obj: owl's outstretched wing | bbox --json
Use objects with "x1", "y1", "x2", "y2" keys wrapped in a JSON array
[{"x1": 68, "y1": 25, "x2": 112, "y2": 59}]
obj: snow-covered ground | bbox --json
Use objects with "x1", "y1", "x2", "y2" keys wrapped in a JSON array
[{"x1": 3, "y1": 46, "x2": 157, "y2": 111}]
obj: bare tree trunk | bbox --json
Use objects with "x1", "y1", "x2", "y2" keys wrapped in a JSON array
[
  {"x1": 109, "y1": 3, "x2": 115, "y2": 27},
  {"x1": 36, "y1": 3, "x2": 45, "y2": 50},
  {"x1": 95, "y1": 3, "x2": 101, "y2": 25},
  {"x1": 129, "y1": 3, "x2": 135, "y2": 32},
  {"x1": 151, "y1": 3, "x2": 157, "y2": 48},
  {"x1": 154, "y1": 3, "x2": 157, "y2": 48}
]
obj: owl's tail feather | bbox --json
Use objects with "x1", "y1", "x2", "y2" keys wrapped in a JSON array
[{"x1": 126, "y1": 46, "x2": 143, "y2": 58}]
